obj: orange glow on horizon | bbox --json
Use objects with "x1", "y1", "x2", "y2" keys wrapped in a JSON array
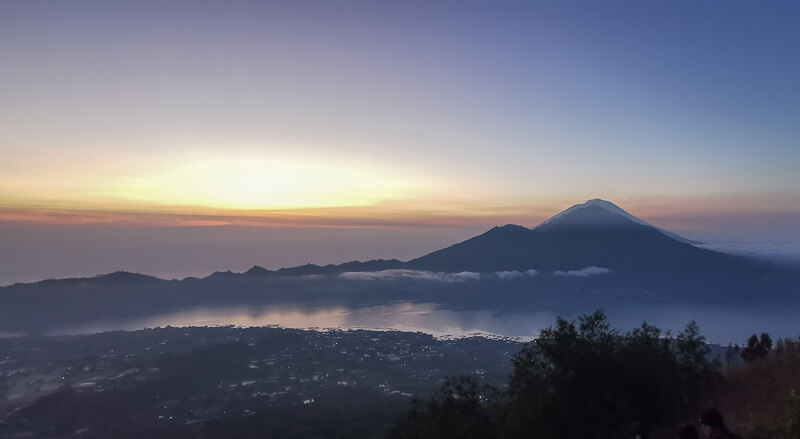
[
  {"x1": 0, "y1": 201, "x2": 554, "y2": 229},
  {"x1": 3, "y1": 193, "x2": 799, "y2": 232}
]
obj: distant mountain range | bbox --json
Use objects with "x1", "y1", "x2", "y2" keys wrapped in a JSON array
[
  {"x1": 229, "y1": 199, "x2": 787, "y2": 284},
  {"x1": 6, "y1": 198, "x2": 799, "y2": 288},
  {"x1": 1, "y1": 199, "x2": 798, "y2": 333}
]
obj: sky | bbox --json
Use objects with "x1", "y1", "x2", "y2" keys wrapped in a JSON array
[{"x1": 1, "y1": 1, "x2": 799, "y2": 284}]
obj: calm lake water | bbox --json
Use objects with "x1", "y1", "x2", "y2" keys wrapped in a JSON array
[{"x1": 47, "y1": 302, "x2": 800, "y2": 344}]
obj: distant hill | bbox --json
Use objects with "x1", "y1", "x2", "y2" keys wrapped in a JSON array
[{"x1": 4, "y1": 199, "x2": 798, "y2": 292}]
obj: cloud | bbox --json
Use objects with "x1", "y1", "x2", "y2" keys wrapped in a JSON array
[
  {"x1": 495, "y1": 269, "x2": 538, "y2": 280},
  {"x1": 698, "y1": 242, "x2": 800, "y2": 267},
  {"x1": 340, "y1": 269, "x2": 480, "y2": 282},
  {"x1": 553, "y1": 266, "x2": 612, "y2": 277},
  {"x1": 341, "y1": 269, "x2": 540, "y2": 282}
]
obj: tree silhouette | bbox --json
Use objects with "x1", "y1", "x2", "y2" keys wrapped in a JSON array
[
  {"x1": 740, "y1": 332, "x2": 772, "y2": 362},
  {"x1": 388, "y1": 376, "x2": 500, "y2": 439},
  {"x1": 391, "y1": 311, "x2": 719, "y2": 439}
]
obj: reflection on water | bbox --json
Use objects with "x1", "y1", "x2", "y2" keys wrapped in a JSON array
[
  {"x1": 48, "y1": 302, "x2": 800, "y2": 344},
  {"x1": 49, "y1": 303, "x2": 558, "y2": 340}
]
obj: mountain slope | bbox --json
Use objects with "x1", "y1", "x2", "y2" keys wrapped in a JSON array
[
  {"x1": 408, "y1": 200, "x2": 752, "y2": 279},
  {"x1": 1, "y1": 199, "x2": 798, "y2": 334},
  {"x1": 536, "y1": 198, "x2": 700, "y2": 244}
]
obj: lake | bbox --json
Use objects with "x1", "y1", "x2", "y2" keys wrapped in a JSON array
[{"x1": 46, "y1": 301, "x2": 800, "y2": 344}]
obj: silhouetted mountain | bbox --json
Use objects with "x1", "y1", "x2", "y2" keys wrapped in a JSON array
[
  {"x1": 233, "y1": 259, "x2": 404, "y2": 278},
  {"x1": 4, "y1": 271, "x2": 165, "y2": 290},
  {"x1": 207, "y1": 270, "x2": 240, "y2": 280},
  {"x1": 537, "y1": 198, "x2": 701, "y2": 244},
  {"x1": 1, "y1": 199, "x2": 798, "y2": 334},
  {"x1": 4, "y1": 199, "x2": 796, "y2": 289},
  {"x1": 94, "y1": 271, "x2": 162, "y2": 283},
  {"x1": 244, "y1": 265, "x2": 270, "y2": 276},
  {"x1": 406, "y1": 200, "x2": 798, "y2": 302},
  {"x1": 202, "y1": 259, "x2": 406, "y2": 279},
  {"x1": 409, "y1": 201, "x2": 718, "y2": 274}
]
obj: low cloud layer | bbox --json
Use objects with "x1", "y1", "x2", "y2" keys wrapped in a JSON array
[
  {"x1": 698, "y1": 242, "x2": 800, "y2": 267},
  {"x1": 340, "y1": 269, "x2": 481, "y2": 282},
  {"x1": 554, "y1": 266, "x2": 612, "y2": 277},
  {"x1": 340, "y1": 269, "x2": 542, "y2": 282},
  {"x1": 495, "y1": 269, "x2": 538, "y2": 280}
]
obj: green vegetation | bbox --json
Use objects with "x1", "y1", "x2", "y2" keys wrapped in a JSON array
[
  {"x1": 740, "y1": 332, "x2": 773, "y2": 362},
  {"x1": 391, "y1": 311, "x2": 800, "y2": 439},
  {"x1": 712, "y1": 336, "x2": 800, "y2": 439}
]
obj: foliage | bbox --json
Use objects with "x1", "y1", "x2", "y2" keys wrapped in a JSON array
[
  {"x1": 740, "y1": 332, "x2": 773, "y2": 362},
  {"x1": 731, "y1": 336, "x2": 800, "y2": 439},
  {"x1": 390, "y1": 311, "x2": 719, "y2": 439},
  {"x1": 388, "y1": 376, "x2": 500, "y2": 439}
]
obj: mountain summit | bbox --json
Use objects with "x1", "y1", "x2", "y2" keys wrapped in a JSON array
[
  {"x1": 536, "y1": 199, "x2": 699, "y2": 244},
  {"x1": 403, "y1": 198, "x2": 800, "y2": 301},
  {"x1": 408, "y1": 199, "x2": 726, "y2": 276}
]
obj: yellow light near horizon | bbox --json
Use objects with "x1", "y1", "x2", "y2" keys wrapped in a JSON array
[{"x1": 96, "y1": 158, "x2": 416, "y2": 210}]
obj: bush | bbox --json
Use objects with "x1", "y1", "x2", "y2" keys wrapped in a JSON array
[
  {"x1": 740, "y1": 333, "x2": 772, "y2": 362},
  {"x1": 388, "y1": 376, "x2": 501, "y2": 439},
  {"x1": 391, "y1": 311, "x2": 719, "y2": 439}
]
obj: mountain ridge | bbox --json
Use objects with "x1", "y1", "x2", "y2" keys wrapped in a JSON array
[
  {"x1": 1, "y1": 199, "x2": 793, "y2": 295},
  {"x1": 2, "y1": 199, "x2": 798, "y2": 334}
]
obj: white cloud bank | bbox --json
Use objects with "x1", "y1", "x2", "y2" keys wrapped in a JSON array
[
  {"x1": 553, "y1": 266, "x2": 612, "y2": 277},
  {"x1": 340, "y1": 269, "x2": 542, "y2": 282},
  {"x1": 495, "y1": 269, "x2": 538, "y2": 280},
  {"x1": 340, "y1": 269, "x2": 481, "y2": 282}
]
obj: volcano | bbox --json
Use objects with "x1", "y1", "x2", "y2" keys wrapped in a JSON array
[{"x1": 404, "y1": 199, "x2": 793, "y2": 302}]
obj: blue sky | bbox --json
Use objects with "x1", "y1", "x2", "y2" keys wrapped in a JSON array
[{"x1": 1, "y1": 1, "x2": 799, "y2": 283}]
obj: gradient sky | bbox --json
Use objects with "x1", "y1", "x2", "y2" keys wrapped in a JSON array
[{"x1": 1, "y1": 1, "x2": 799, "y2": 284}]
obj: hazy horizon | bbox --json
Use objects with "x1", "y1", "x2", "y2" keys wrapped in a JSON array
[
  {"x1": 3, "y1": 201, "x2": 800, "y2": 285},
  {"x1": 3, "y1": 2, "x2": 800, "y2": 286}
]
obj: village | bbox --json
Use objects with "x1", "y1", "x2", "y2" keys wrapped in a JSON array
[{"x1": 0, "y1": 326, "x2": 520, "y2": 437}]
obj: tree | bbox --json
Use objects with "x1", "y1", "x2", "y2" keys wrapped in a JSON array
[
  {"x1": 388, "y1": 376, "x2": 500, "y2": 439},
  {"x1": 392, "y1": 311, "x2": 719, "y2": 439},
  {"x1": 741, "y1": 332, "x2": 772, "y2": 362},
  {"x1": 760, "y1": 333, "x2": 773, "y2": 353},
  {"x1": 506, "y1": 312, "x2": 714, "y2": 438},
  {"x1": 675, "y1": 321, "x2": 709, "y2": 371}
]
